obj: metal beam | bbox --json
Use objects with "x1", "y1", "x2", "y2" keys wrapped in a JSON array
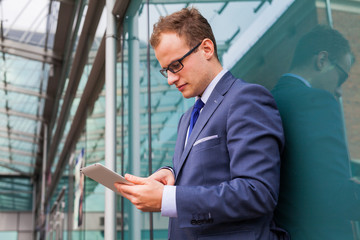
[
  {"x1": 0, "y1": 38, "x2": 62, "y2": 65},
  {"x1": 0, "y1": 108, "x2": 44, "y2": 122},
  {"x1": 0, "y1": 146, "x2": 36, "y2": 158},
  {"x1": 0, "y1": 157, "x2": 35, "y2": 168},
  {"x1": 34, "y1": 0, "x2": 82, "y2": 220},
  {"x1": 0, "y1": 133, "x2": 39, "y2": 144},
  {"x1": 35, "y1": 0, "x2": 84, "y2": 182},
  {"x1": 0, "y1": 163, "x2": 32, "y2": 177},
  {"x1": 0, "y1": 190, "x2": 33, "y2": 195},
  {"x1": 45, "y1": 0, "x2": 131, "y2": 205},
  {"x1": 0, "y1": 173, "x2": 29, "y2": 177},
  {"x1": 105, "y1": 0, "x2": 117, "y2": 238},
  {"x1": 47, "y1": 0, "x2": 105, "y2": 173},
  {"x1": 45, "y1": 36, "x2": 105, "y2": 204},
  {"x1": 0, "y1": 82, "x2": 48, "y2": 99},
  {"x1": 316, "y1": 0, "x2": 360, "y2": 14},
  {"x1": 0, "y1": 127, "x2": 41, "y2": 141},
  {"x1": 128, "y1": 11, "x2": 142, "y2": 240}
]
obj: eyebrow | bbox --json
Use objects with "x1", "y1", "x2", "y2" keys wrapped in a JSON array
[{"x1": 164, "y1": 52, "x2": 185, "y2": 67}]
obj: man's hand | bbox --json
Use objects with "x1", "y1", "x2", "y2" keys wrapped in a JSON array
[
  {"x1": 148, "y1": 168, "x2": 175, "y2": 185},
  {"x1": 114, "y1": 174, "x2": 165, "y2": 212}
]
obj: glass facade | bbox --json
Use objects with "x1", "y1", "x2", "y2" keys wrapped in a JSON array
[{"x1": 0, "y1": 0, "x2": 359, "y2": 239}]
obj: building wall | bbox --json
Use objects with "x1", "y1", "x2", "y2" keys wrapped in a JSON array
[
  {"x1": 318, "y1": 7, "x2": 360, "y2": 163},
  {"x1": 0, "y1": 212, "x2": 33, "y2": 240}
]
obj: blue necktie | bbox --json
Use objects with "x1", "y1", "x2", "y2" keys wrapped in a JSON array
[{"x1": 189, "y1": 99, "x2": 204, "y2": 137}]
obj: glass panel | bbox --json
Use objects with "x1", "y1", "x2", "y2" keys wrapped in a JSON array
[
  {"x1": 270, "y1": 1, "x2": 360, "y2": 239},
  {"x1": 2, "y1": 0, "x2": 359, "y2": 239},
  {"x1": 0, "y1": 231, "x2": 17, "y2": 240},
  {"x1": 0, "y1": 177, "x2": 33, "y2": 211}
]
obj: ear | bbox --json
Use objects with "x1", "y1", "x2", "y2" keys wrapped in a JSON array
[
  {"x1": 315, "y1": 51, "x2": 329, "y2": 71},
  {"x1": 201, "y1": 38, "x2": 215, "y2": 60}
]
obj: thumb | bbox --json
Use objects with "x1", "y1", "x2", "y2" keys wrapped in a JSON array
[{"x1": 125, "y1": 174, "x2": 147, "y2": 185}]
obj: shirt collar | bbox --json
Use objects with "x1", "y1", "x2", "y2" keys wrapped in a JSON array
[
  {"x1": 282, "y1": 73, "x2": 312, "y2": 88},
  {"x1": 196, "y1": 69, "x2": 228, "y2": 104}
]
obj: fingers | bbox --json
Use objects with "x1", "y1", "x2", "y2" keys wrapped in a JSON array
[
  {"x1": 166, "y1": 176, "x2": 175, "y2": 185},
  {"x1": 114, "y1": 182, "x2": 135, "y2": 198},
  {"x1": 124, "y1": 174, "x2": 148, "y2": 185},
  {"x1": 148, "y1": 169, "x2": 175, "y2": 185},
  {"x1": 113, "y1": 182, "x2": 163, "y2": 212},
  {"x1": 113, "y1": 173, "x2": 166, "y2": 212},
  {"x1": 114, "y1": 183, "x2": 142, "y2": 207}
]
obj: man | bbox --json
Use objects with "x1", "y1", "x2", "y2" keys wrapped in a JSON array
[
  {"x1": 272, "y1": 25, "x2": 360, "y2": 239},
  {"x1": 115, "y1": 8, "x2": 288, "y2": 239}
]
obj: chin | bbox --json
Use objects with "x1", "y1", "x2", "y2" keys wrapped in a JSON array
[{"x1": 181, "y1": 92, "x2": 194, "y2": 99}]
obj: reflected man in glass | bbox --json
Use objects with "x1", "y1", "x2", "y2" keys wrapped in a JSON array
[{"x1": 272, "y1": 25, "x2": 360, "y2": 240}]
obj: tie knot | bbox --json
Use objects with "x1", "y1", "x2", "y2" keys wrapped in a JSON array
[{"x1": 194, "y1": 98, "x2": 204, "y2": 110}]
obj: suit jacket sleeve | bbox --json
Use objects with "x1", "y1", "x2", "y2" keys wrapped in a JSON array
[{"x1": 175, "y1": 83, "x2": 284, "y2": 228}]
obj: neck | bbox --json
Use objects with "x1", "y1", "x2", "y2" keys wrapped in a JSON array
[
  {"x1": 288, "y1": 68, "x2": 314, "y2": 85},
  {"x1": 210, "y1": 61, "x2": 224, "y2": 79},
  {"x1": 199, "y1": 63, "x2": 224, "y2": 97}
]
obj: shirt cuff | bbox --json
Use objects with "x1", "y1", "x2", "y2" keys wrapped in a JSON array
[{"x1": 161, "y1": 185, "x2": 177, "y2": 218}]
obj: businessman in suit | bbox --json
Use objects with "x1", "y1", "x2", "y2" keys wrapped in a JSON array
[
  {"x1": 115, "y1": 8, "x2": 288, "y2": 239},
  {"x1": 272, "y1": 25, "x2": 360, "y2": 239}
]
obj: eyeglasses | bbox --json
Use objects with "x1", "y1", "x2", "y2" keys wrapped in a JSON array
[
  {"x1": 332, "y1": 62, "x2": 349, "y2": 87},
  {"x1": 159, "y1": 42, "x2": 202, "y2": 78}
]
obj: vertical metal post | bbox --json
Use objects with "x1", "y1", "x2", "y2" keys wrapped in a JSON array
[
  {"x1": 128, "y1": 12, "x2": 142, "y2": 240},
  {"x1": 325, "y1": 0, "x2": 333, "y2": 28},
  {"x1": 146, "y1": 0, "x2": 154, "y2": 239},
  {"x1": 32, "y1": 180, "x2": 36, "y2": 240},
  {"x1": 67, "y1": 153, "x2": 75, "y2": 240},
  {"x1": 120, "y1": 27, "x2": 126, "y2": 240},
  {"x1": 105, "y1": 0, "x2": 117, "y2": 239},
  {"x1": 41, "y1": 123, "x2": 48, "y2": 239}
]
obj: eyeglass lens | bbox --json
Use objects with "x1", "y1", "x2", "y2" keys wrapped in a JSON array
[{"x1": 335, "y1": 63, "x2": 349, "y2": 86}]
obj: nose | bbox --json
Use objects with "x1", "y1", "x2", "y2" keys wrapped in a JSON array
[{"x1": 167, "y1": 71, "x2": 179, "y2": 85}]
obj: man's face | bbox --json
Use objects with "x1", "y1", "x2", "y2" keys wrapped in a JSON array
[
  {"x1": 333, "y1": 53, "x2": 352, "y2": 97},
  {"x1": 154, "y1": 33, "x2": 210, "y2": 98},
  {"x1": 316, "y1": 52, "x2": 352, "y2": 97}
]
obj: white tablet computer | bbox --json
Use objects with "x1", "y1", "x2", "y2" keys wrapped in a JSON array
[{"x1": 80, "y1": 163, "x2": 132, "y2": 194}]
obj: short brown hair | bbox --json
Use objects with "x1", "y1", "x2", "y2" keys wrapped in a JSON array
[
  {"x1": 290, "y1": 25, "x2": 352, "y2": 69},
  {"x1": 150, "y1": 7, "x2": 218, "y2": 60}
]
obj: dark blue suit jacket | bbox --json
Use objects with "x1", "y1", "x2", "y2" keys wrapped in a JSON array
[
  {"x1": 272, "y1": 75, "x2": 360, "y2": 240},
  {"x1": 168, "y1": 72, "x2": 288, "y2": 240}
]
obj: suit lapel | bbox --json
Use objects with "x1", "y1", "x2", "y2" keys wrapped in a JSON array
[
  {"x1": 175, "y1": 72, "x2": 236, "y2": 176},
  {"x1": 173, "y1": 112, "x2": 191, "y2": 172}
]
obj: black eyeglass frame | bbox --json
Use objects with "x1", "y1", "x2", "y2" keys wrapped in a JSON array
[
  {"x1": 332, "y1": 61, "x2": 349, "y2": 87},
  {"x1": 159, "y1": 41, "x2": 202, "y2": 78}
]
